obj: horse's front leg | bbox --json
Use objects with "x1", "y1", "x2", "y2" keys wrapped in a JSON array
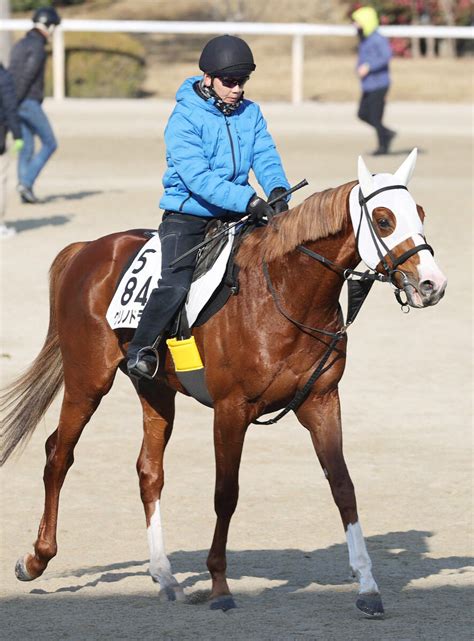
[
  {"x1": 207, "y1": 403, "x2": 249, "y2": 611},
  {"x1": 136, "y1": 383, "x2": 184, "y2": 602},
  {"x1": 296, "y1": 388, "x2": 384, "y2": 617}
]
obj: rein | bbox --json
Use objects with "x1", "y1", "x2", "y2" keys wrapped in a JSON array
[
  {"x1": 253, "y1": 184, "x2": 434, "y2": 426},
  {"x1": 253, "y1": 258, "x2": 369, "y2": 426}
]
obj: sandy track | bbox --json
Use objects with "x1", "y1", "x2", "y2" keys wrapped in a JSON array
[{"x1": 0, "y1": 100, "x2": 472, "y2": 641}]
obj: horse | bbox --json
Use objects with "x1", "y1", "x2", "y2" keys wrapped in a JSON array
[{"x1": 0, "y1": 149, "x2": 446, "y2": 616}]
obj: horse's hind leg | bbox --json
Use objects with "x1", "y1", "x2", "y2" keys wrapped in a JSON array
[
  {"x1": 16, "y1": 369, "x2": 117, "y2": 581},
  {"x1": 136, "y1": 383, "x2": 184, "y2": 602},
  {"x1": 296, "y1": 389, "x2": 384, "y2": 617}
]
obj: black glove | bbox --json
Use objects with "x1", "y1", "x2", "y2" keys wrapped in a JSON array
[
  {"x1": 268, "y1": 187, "x2": 289, "y2": 214},
  {"x1": 246, "y1": 195, "x2": 275, "y2": 224}
]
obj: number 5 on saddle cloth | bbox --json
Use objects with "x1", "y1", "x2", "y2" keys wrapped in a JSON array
[{"x1": 106, "y1": 221, "x2": 243, "y2": 405}]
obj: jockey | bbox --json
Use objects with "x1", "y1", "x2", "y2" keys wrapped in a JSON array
[{"x1": 127, "y1": 34, "x2": 291, "y2": 379}]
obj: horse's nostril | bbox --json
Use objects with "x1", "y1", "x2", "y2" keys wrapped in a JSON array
[{"x1": 420, "y1": 280, "x2": 435, "y2": 295}]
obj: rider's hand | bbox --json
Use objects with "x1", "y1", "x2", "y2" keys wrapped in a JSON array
[
  {"x1": 246, "y1": 195, "x2": 274, "y2": 224},
  {"x1": 13, "y1": 138, "x2": 24, "y2": 153},
  {"x1": 268, "y1": 187, "x2": 289, "y2": 215}
]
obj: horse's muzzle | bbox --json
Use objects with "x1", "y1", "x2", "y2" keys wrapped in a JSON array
[{"x1": 403, "y1": 276, "x2": 447, "y2": 308}]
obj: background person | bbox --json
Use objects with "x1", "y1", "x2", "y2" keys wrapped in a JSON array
[
  {"x1": 0, "y1": 62, "x2": 23, "y2": 238},
  {"x1": 127, "y1": 35, "x2": 290, "y2": 378},
  {"x1": 8, "y1": 6, "x2": 60, "y2": 204},
  {"x1": 352, "y1": 6, "x2": 396, "y2": 156}
]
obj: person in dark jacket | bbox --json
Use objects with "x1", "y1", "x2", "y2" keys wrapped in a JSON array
[
  {"x1": 0, "y1": 63, "x2": 23, "y2": 237},
  {"x1": 9, "y1": 6, "x2": 60, "y2": 203},
  {"x1": 126, "y1": 35, "x2": 290, "y2": 379},
  {"x1": 352, "y1": 6, "x2": 396, "y2": 155}
]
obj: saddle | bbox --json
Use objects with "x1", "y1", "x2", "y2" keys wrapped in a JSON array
[
  {"x1": 106, "y1": 220, "x2": 246, "y2": 332},
  {"x1": 108, "y1": 220, "x2": 247, "y2": 406},
  {"x1": 187, "y1": 218, "x2": 243, "y2": 328}
]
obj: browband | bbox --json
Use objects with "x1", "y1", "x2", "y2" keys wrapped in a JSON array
[{"x1": 359, "y1": 184, "x2": 408, "y2": 204}]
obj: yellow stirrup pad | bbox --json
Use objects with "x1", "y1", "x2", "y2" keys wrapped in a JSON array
[{"x1": 166, "y1": 337, "x2": 204, "y2": 372}]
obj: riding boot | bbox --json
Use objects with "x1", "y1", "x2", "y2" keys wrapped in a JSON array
[{"x1": 126, "y1": 284, "x2": 189, "y2": 379}]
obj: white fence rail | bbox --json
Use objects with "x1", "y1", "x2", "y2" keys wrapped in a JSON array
[{"x1": 1, "y1": 19, "x2": 472, "y2": 103}]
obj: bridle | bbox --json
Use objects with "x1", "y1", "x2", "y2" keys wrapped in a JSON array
[
  {"x1": 356, "y1": 184, "x2": 434, "y2": 306},
  {"x1": 290, "y1": 184, "x2": 435, "y2": 310},
  {"x1": 254, "y1": 183, "x2": 434, "y2": 425}
]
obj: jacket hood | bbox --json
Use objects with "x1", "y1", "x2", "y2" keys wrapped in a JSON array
[
  {"x1": 352, "y1": 7, "x2": 379, "y2": 37},
  {"x1": 175, "y1": 75, "x2": 221, "y2": 115}
]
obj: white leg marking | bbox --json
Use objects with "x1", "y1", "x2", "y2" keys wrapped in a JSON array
[
  {"x1": 147, "y1": 500, "x2": 179, "y2": 592},
  {"x1": 346, "y1": 521, "x2": 379, "y2": 595}
]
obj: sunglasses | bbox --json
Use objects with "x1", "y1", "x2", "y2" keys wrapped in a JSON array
[{"x1": 218, "y1": 76, "x2": 250, "y2": 88}]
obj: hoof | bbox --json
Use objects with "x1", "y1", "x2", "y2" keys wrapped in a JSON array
[
  {"x1": 15, "y1": 556, "x2": 34, "y2": 582},
  {"x1": 209, "y1": 595, "x2": 237, "y2": 612},
  {"x1": 159, "y1": 585, "x2": 185, "y2": 603},
  {"x1": 356, "y1": 592, "x2": 384, "y2": 618}
]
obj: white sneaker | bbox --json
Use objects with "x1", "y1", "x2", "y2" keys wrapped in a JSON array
[{"x1": 0, "y1": 223, "x2": 16, "y2": 238}]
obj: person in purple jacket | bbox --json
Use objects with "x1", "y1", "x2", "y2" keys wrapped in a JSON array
[{"x1": 352, "y1": 6, "x2": 396, "y2": 155}]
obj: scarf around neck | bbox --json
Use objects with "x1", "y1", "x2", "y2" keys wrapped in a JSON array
[{"x1": 194, "y1": 79, "x2": 243, "y2": 116}]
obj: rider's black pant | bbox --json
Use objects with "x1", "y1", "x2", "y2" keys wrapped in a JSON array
[
  {"x1": 128, "y1": 211, "x2": 210, "y2": 354},
  {"x1": 357, "y1": 87, "x2": 392, "y2": 148}
]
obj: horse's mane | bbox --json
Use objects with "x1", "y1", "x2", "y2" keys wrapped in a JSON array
[{"x1": 237, "y1": 180, "x2": 357, "y2": 270}]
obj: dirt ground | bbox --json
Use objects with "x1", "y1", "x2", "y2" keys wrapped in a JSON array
[{"x1": 0, "y1": 99, "x2": 472, "y2": 641}]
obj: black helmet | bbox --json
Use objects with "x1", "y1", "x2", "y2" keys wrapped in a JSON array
[
  {"x1": 32, "y1": 7, "x2": 61, "y2": 28},
  {"x1": 199, "y1": 35, "x2": 256, "y2": 78}
]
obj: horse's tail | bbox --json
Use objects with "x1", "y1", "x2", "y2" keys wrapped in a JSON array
[{"x1": 0, "y1": 242, "x2": 87, "y2": 466}]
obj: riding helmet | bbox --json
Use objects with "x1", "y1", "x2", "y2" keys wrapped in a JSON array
[
  {"x1": 32, "y1": 6, "x2": 61, "y2": 27},
  {"x1": 199, "y1": 35, "x2": 256, "y2": 77}
]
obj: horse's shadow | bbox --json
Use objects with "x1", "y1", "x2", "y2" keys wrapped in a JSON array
[{"x1": 30, "y1": 530, "x2": 472, "y2": 598}]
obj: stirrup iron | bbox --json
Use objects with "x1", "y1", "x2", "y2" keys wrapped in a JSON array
[{"x1": 128, "y1": 346, "x2": 160, "y2": 380}]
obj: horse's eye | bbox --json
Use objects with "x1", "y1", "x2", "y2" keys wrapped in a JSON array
[{"x1": 378, "y1": 218, "x2": 390, "y2": 229}]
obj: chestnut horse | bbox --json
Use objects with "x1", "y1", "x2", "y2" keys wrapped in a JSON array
[{"x1": 0, "y1": 150, "x2": 446, "y2": 616}]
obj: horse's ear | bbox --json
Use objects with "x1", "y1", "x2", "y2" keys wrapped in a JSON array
[
  {"x1": 357, "y1": 155, "x2": 374, "y2": 196},
  {"x1": 393, "y1": 148, "x2": 418, "y2": 186}
]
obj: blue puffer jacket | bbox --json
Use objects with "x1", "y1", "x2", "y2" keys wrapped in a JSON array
[
  {"x1": 357, "y1": 31, "x2": 392, "y2": 92},
  {"x1": 159, "y1": 76, "x2": 290, "y2": 218}
]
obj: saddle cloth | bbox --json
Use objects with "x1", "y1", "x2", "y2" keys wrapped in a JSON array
[{"x1": 106, "y1": 225, "x2": 236, "y2": 331}]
